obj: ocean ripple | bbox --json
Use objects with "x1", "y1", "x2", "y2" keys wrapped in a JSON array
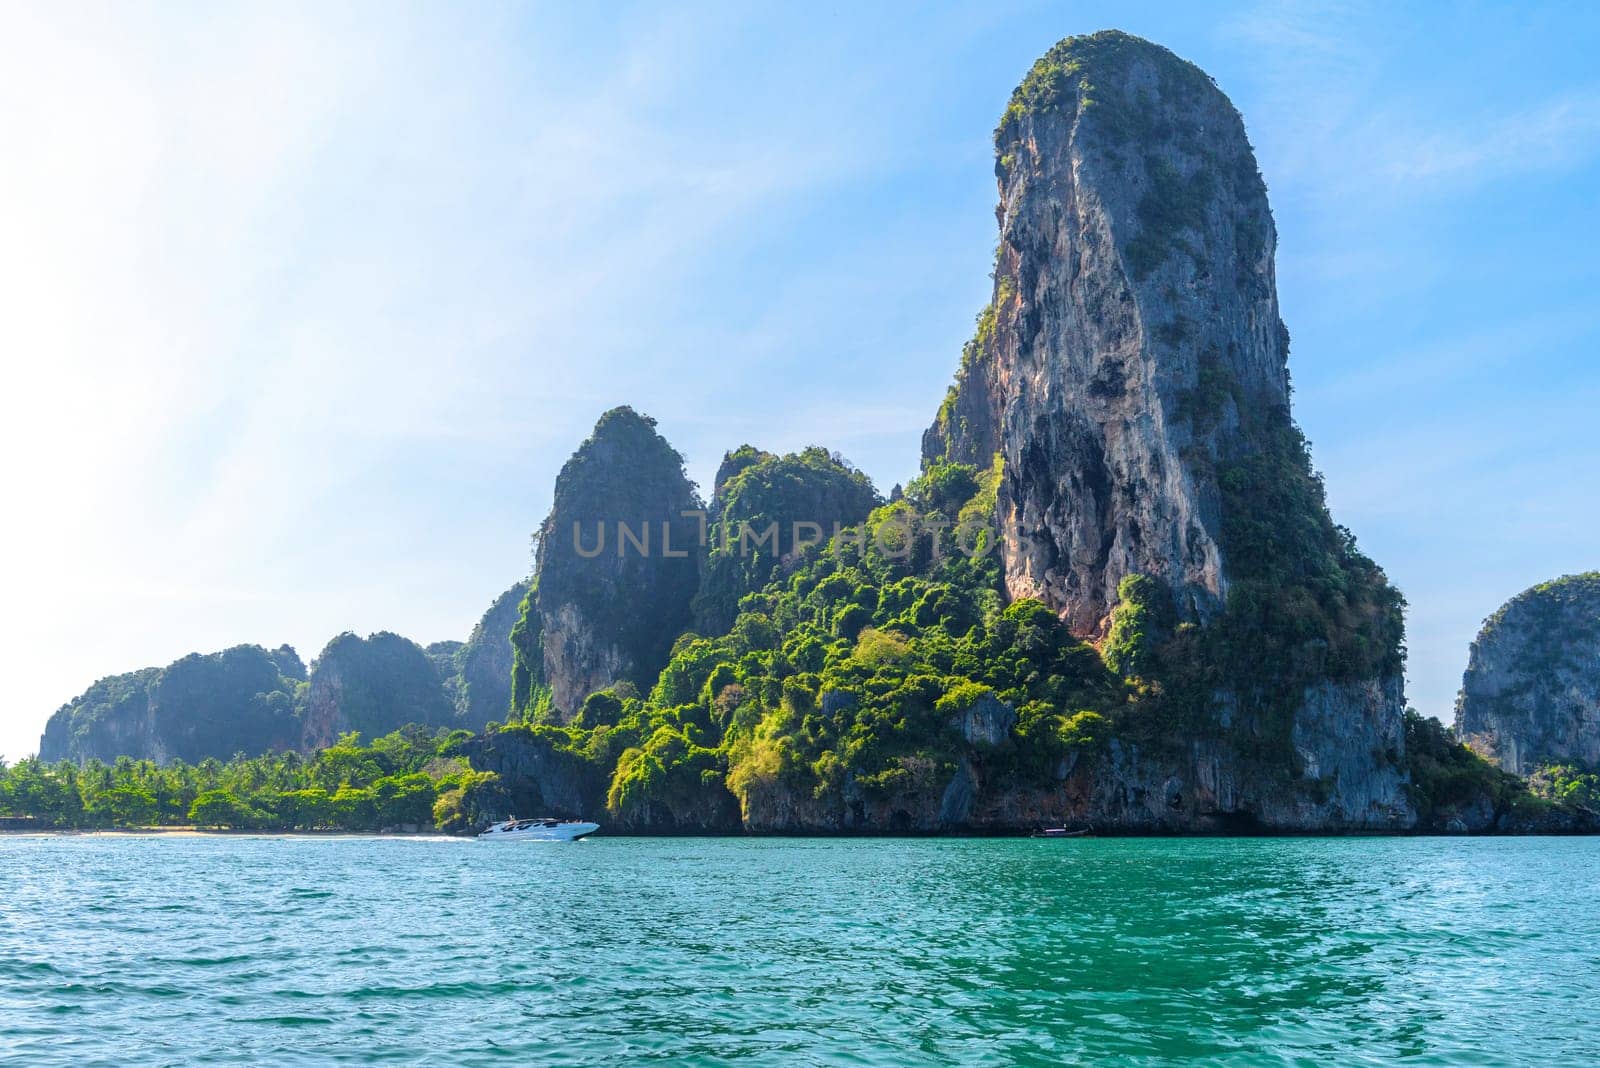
[{"x1": 2, "y1": 836, "x2": 1599, "y2": 1065}]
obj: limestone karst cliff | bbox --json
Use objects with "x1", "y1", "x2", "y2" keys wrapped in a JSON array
[
  {"x1": 299, "y1": 631, "x2": 455, "y2": 751},
  {"x1": 453, "y1": 579, "x2": 532, "y2": 727},
  {"x1": 40, "y1": 645, "x2": 303, "y2": 764},
  {"x1": 1456, "y1": 573, "x2": 1600, "y2": 775},
  {"x1": 516, "y1": 407, "x2": 702, "y2": 719},
  {"x1": 39, "y1": 586, "x2": 529, "y2": 761},
  {"x1": 39, "y1": 30, "x2": 1588, "y2": 837},
  {"x1": 927, "y1": 32, "x2": 1306, "y2": 633},
  {"x1": 914, "y1": 30, "x2": 1411, "y2": 829}
]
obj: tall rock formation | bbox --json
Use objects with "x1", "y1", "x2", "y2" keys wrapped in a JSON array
[
  {"x1": 923, "y1": 31, "x2": 1411, "y2": 829},
  {"x1": 1456, "y1": 573, "x2": 1600, "y2": 775},
  {"x1": 300, "y1": 632, "x2": 454, "y2": 750},
  {"x1": 453, "y1": 579, "x2": 533, "y2": 727},
  {"x1": 926, "y1": 31, "x2": 1283, "y2": 631},
  {"x1": 525, "y1": 407, "x2": 702, "y2": 719}
]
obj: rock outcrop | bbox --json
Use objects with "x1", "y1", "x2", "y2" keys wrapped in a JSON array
[
  {"x1": 692, "y1": 445, "x2": 880, "y2": 634},
  {"x1": 925, "y1": 30, "x2": 1283, "y2": 632},
  {"x1": 732, "y1": 684, "x2": 1413, "y2": 836},
  {"x1": 453, "y1": 579, "x2": 532, "y2": 727},
  {"x1": 955, "y1": 692, "x2": 1017, "y2": 748},
  {"x1": 1456, "y1": 573, "x2": 1600, "y2": 775},
  {"x1": 461, "y1": 725, "x2": 742, "y2": 831},
  {"x1": 40, "y1": 645, "x2": 303, "y2": 764},
  {"x1": 300, "y1": 632, "x2": 454, "y2": 750},
  {"x1": 917, "y1": 30, "x2": 1412, "y2": 830},
  {"x1": 525, "y1": 407, "x2": 702, "y2": 719},
  {"x1": 40, "y1": 667, "x2": 162, "y2": 764},
  {"x1": 458, "y1": 728, "x2": 610, "y2": 822}
]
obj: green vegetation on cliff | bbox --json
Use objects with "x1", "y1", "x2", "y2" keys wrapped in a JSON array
[
  {"x1": 692, "y1": 446, "x2": 879, "y2": 635},
  {"x1": 1402, "y1": 711, "x2": 1549, "y2": 829},
  {"x1": 995, "y1": 30, "x2": 1197, "y2": 139},
  {"x1": 1170, "y1": 374, "x2": 1406, "y2": 756},
  {"x1": 508, "y1": 579, "x2": 550, "y2": 722},
  {"x1": 40, "y1": 645, "x2": 306, "y2": 765},
  {"x1": 1528, "y1": 763, "x2": 1600, "y2": 808},
  {"x1": 1483, "y1": 572, "x2": 1600, "y2": 634},
  {"x1": 453, "y1": 579, "x2": 532, "y2": 727},
  {"x1": 153, "y1": 645, "x2": 305, "y2": 762},
  {"x1": 302, "y1": 632, "x2": 455, "y2": 747},
  {"x1": 491, "y1": 467, "x2": 1122, "y2": 827}
]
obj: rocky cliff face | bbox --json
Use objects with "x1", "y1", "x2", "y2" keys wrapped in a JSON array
[
  {"x1": 925, "y1": 31, "x2": 1283, "y2": 633},
  {"x1": 918, "y1": 31, "x2": 1411, "y2": 830},
  {"x1": 459, "y1": 728, "x2": 610, "y2": 821},
  {"x1": 39, "y1": 667, "x2": 162, "y2": 764},
  {"x1": 735, "y1": 683, "x2": 1411, "y2": 835},
  {"x1": 528, "y1": 407, "x2": 702, "y2": 718},
  {"x1": 1456, "y1": 573, "x2": 1600, "y2": 775},
  {"x1": 40, "y1": 646, "x2": 302, "y2": 764},
  {"x1": 453, "y1": 579, "x2": 532, "y2": 727},
  {"x1": 300, "y1": 632, "x2": 454, "y2": 750}
]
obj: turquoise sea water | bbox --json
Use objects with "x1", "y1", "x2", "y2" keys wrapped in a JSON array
[{"x1": 2, "y1": 835, "x2": 1598, "y2": 1066}]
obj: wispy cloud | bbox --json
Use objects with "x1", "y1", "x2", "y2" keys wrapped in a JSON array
[
  {"x1": 1308, "y1": 306, "x2": 1599, "y2": 404},
  {"x1": 1386, "y1": 89, "x2": 1600, "y2": 184},
  {"x1": 1223, "y1": 0, "x2": 1600, "y2": 200}
]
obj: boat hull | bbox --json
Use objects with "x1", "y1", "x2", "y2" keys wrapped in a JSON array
[{"x1": 478, "y1": 821, "x2": 599, "y2": 842}]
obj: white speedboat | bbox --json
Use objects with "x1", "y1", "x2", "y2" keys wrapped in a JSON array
[{"x1": 478, "y1": 817, "x2": 599, "y2": 842}]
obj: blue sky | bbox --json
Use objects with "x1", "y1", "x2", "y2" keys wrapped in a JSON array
[{"x1": 2, "y1": 1, "x2": 1597, "y2": 761}]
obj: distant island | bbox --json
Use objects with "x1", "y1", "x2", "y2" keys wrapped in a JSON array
[{"x1": 6, "y1": 32, "x2": 1596, "y2": 837}]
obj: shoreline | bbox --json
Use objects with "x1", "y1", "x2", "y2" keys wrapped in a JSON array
[
  {"x1": 0, "y1": 826, "x2": 458, "y2": 839},
  {"x1": 5, "y1": 826, "x2": 1599, "y2": 840}
]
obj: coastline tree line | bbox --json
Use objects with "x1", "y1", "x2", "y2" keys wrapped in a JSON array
[
  {"x1": 1, "y1": 720, "x2": 1594, "y2": 833},
  {"x1": 6, "y1": 441, "x2": 1596, "y2": 834},
  {"x1": 0, "y1": 726, "x2": 506, "y2": 833}
]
